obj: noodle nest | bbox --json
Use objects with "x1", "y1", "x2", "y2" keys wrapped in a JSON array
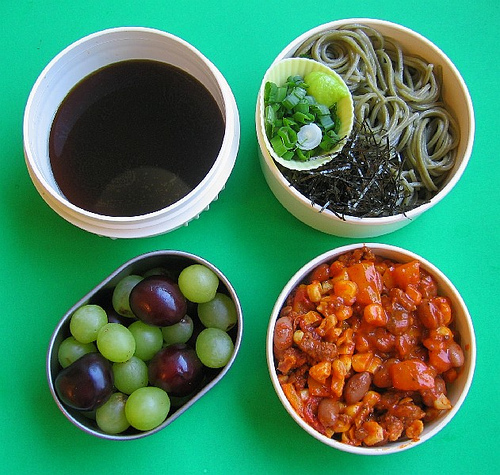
[{"x1": 293, "y1": 23, "x2": 459, "y2": 209}]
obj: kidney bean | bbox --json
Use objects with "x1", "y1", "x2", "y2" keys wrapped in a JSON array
[
  {"x1": 448, "y1": 342, "x2": 465, "y2": 367},
  {"x1": 317, "y1": 398, "x2": 341, "y2": 428},
  {"x1": 373, "y1": 359, "x2": 397, "y2": 388},
  {"x1": 274, "y1": 316, "x2": 293, "y2": 351},
  {"x1": 344, "y1": 371, "x2": 373, "y2": 404},
  {"x1": 373, "y1": 327, "x2": 396, "y2": 352},
  {"x1": 421, "y1": 376, "x2": 448, "y2": 407},
  {"x1": 387, "y1": 309, "x2": 411, "y2": 335}
]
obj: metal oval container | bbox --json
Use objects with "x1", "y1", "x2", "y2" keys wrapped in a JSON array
[{"x1": 47, "y1": 250, "x2": 243, "y2": 440}]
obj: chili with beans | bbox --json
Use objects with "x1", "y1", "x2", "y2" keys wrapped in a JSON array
[{"x1": 273, "y1": 246, "x2": 465, "y2": 447}]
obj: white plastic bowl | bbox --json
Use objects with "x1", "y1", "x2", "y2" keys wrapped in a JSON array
[
  {"x1": 256, "y1": 19, "x2": 474, "y2": 237},
  {"x1": 24, "y1": 27, "x2": 240, "y2": 238},
  {"x1": 266, "y1": 243, "x2": 475, "y2": 455}
]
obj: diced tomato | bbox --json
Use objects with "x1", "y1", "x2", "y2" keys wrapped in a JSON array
[
  {"x1": 389, "y1": 360, "x2": 435, "y2": 391},
  {"x1": 392, "y1": 260, "x2": 420, "y2": 289},
  {"x1": 309, "y1": 361, "x2": 331, "y2": 384},
  {"x1": 347, "y1": 262, "x2": 381, "y2": 305}
]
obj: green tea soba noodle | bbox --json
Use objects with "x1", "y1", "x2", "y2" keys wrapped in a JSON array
[{"x1": 292, "y1": 23, "x2": 459, "y2": 210}]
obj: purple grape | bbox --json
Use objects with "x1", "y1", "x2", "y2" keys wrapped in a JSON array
[
  {"x1": 55, "y1": 352, "x2": 114, "y2": 411},
  {"x1": 148, "y1": 344, "x2": 204, "y2": 397},
  {"x1": 129, "y1": 275, "x2": 187, "y2": 327}
]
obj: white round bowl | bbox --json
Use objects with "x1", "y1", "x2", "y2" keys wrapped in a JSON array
[
  {"x1": 266, "y1": 243, "x2": 475, "y2": 455},
  {"x1": 24, "y1": 27, "x2": 240, "y2": 238},
  {"x1": 47, "y1": 250, "x2": 243, "y2": 440},
  {"x1": 256, "y1": 19, "x2": 474, "y2": 238}
]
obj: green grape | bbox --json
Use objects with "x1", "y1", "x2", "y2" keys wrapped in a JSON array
[
  {"x1": 161, "y1": 315, "x2": 194, "y2": 345},
  {"x1": 143, "y1": 267, "x2": 172, "y2": 278},
  {"x1": 198, "y1": 293, "x2": 237, "y2": 331},
  {"x1": 69, "y1": 304, "x2": 108, "y2": 343},
  {"x1": 112, "y1": 275, "x2": 143, "y2": 318},
  {"x1": 178, "y1": 264, "x2": 219, "y2": 303},
  {"x1": 96, "y1": 392, "x2": 130, "y2": 435},
  {"x1": 125, "y1": 386, "x2": 170, "y2": 431},
  {"x1": 97, "y1": 323, "x2": 136, "y2": 363},
  {"x1": 112, "y1": 356, "x2": 148, "y2": 394},
  {"x1": 195, "y1": 328, "x2": 234, "y2": 368},
  {"x1": 128, "y1": 321, "x2": 163, "y2": 361},
  {"x1": 57, "y1": 336, "x2": 97, "y2": 368}
]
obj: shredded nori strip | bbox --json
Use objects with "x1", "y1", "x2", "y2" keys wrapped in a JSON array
[{"x1": 278, "y1": 120, "x2": 425, "y2": 219}]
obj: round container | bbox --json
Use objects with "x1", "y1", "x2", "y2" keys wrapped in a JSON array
[
  {"x1": 266, "y1": 243, "x2": 475, "y2": 455},
  {"x1": 24, "y1": 27, "x2": 240, "y2": 238},
  {"x1": 47, "y1": 250, "x2": 243, "y2": 440},
  {"x1": 256, "y1": 19, "x2": 474, "y2": 237}
]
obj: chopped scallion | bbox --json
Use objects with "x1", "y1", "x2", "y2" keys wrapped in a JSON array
[{"x1": 263, "y1": 74, "x2": 343, "y2": 162}]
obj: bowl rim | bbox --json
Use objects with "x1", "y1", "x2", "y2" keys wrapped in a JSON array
[
  {"x1": 47, "y1": 249, "x2": 244, "y2": 440},
  {"x1": 256, "y1": 17, "x2": 475, "y2": 227},
  {"x1": 266, "y1": 242, "x2": 476, "y2": 455}
]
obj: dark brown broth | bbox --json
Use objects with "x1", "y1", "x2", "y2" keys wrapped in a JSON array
[{"x1": 49, "y1": 59, "x2": 225, "y2": 216}]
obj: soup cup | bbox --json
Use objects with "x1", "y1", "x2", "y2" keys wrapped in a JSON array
[{"x1": 24, "y1": 27, "x2": 240, "y2": 238}]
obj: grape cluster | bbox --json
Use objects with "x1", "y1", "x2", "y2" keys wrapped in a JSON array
[{"x1": 54, "y1": 263, "x2": 237, "y2": 435}]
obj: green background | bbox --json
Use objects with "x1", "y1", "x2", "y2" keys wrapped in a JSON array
[{"x1": 2, "y1": 1, "x2": 498, "y2": 474}]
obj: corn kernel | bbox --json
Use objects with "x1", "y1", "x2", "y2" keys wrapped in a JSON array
[
  {"x1": 330, "y1": 269, "x2": 349, "y2": 285},
  {"x1": 307, "y1": 281, "x2": 322, "y2": 303},
  {"x1": 405, "y1": 420, "x2": 424, "y2": 440},
  {"x1": 330, "y1": 359, "x2": 347, "y2": 397},
  {"x1": 363, "y1": 303, "x2": 387, "y2": 327},
  {"x1": 321, "y1": 280, "x2": 334, "y2": 294},
  {"x1": 344, "y1": 402, "x2": 362, "y2": 418},
  {"x1": 332, "y1": 358, "x2": 348, "y2": 378},
  {"x1": 367, "y1": 355, "x2": 382, "y2": 373},
  {"x1": 433, "y1": 393, "x2": 452, "y2": 410},
  {"x1": 301, "y1": 310, "x2": 322, "y2": 326},
  {"x1": 334, "y1": 279, "x2": 358, "y2": 305},
  {"x1": 339, "y1": 355, "x2": 352, "y2": 373},
  {"x1": 342, "y1": 427, "x2": 362, "y2": 446},
  {"x1": 331, "y1": 377, "x2": 345, "y2": 398},
  {"x1": 309, "y1": 361, "x2": 331, "y2": 384},
  {"x1": 293, "y1": 330, "x2": 304, "y2": 344},
  {"x1": 362, "y1": 421, "x2": 385, "y2": 446},
  {"x1": 351, "y1": 352, "x2": 382, "y2": 373},
  {"x1": 363, "y1": 390, "x2": 381, "y2": 407},
  {"x1": 435, "y1": 326, "x2": 454, "y2": 339},
  {"x1": 333, "y1": 414, "x2": 352, "y2": 433},
  {"x1": 325, "y1": 325, "x2": 342, "y2": 343},
  {"x1": 325, "y1": 427, "x2": 335, "y2": 438},
  {"x1": 335, "y1": 305, "x2": 353, "y2": 321},
  {"x1": 317, "y1": 314, "x2": 338, "y2": 339},
  {"x1": 352, "y1": 352, "x2": 373, "y2": 372}
]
